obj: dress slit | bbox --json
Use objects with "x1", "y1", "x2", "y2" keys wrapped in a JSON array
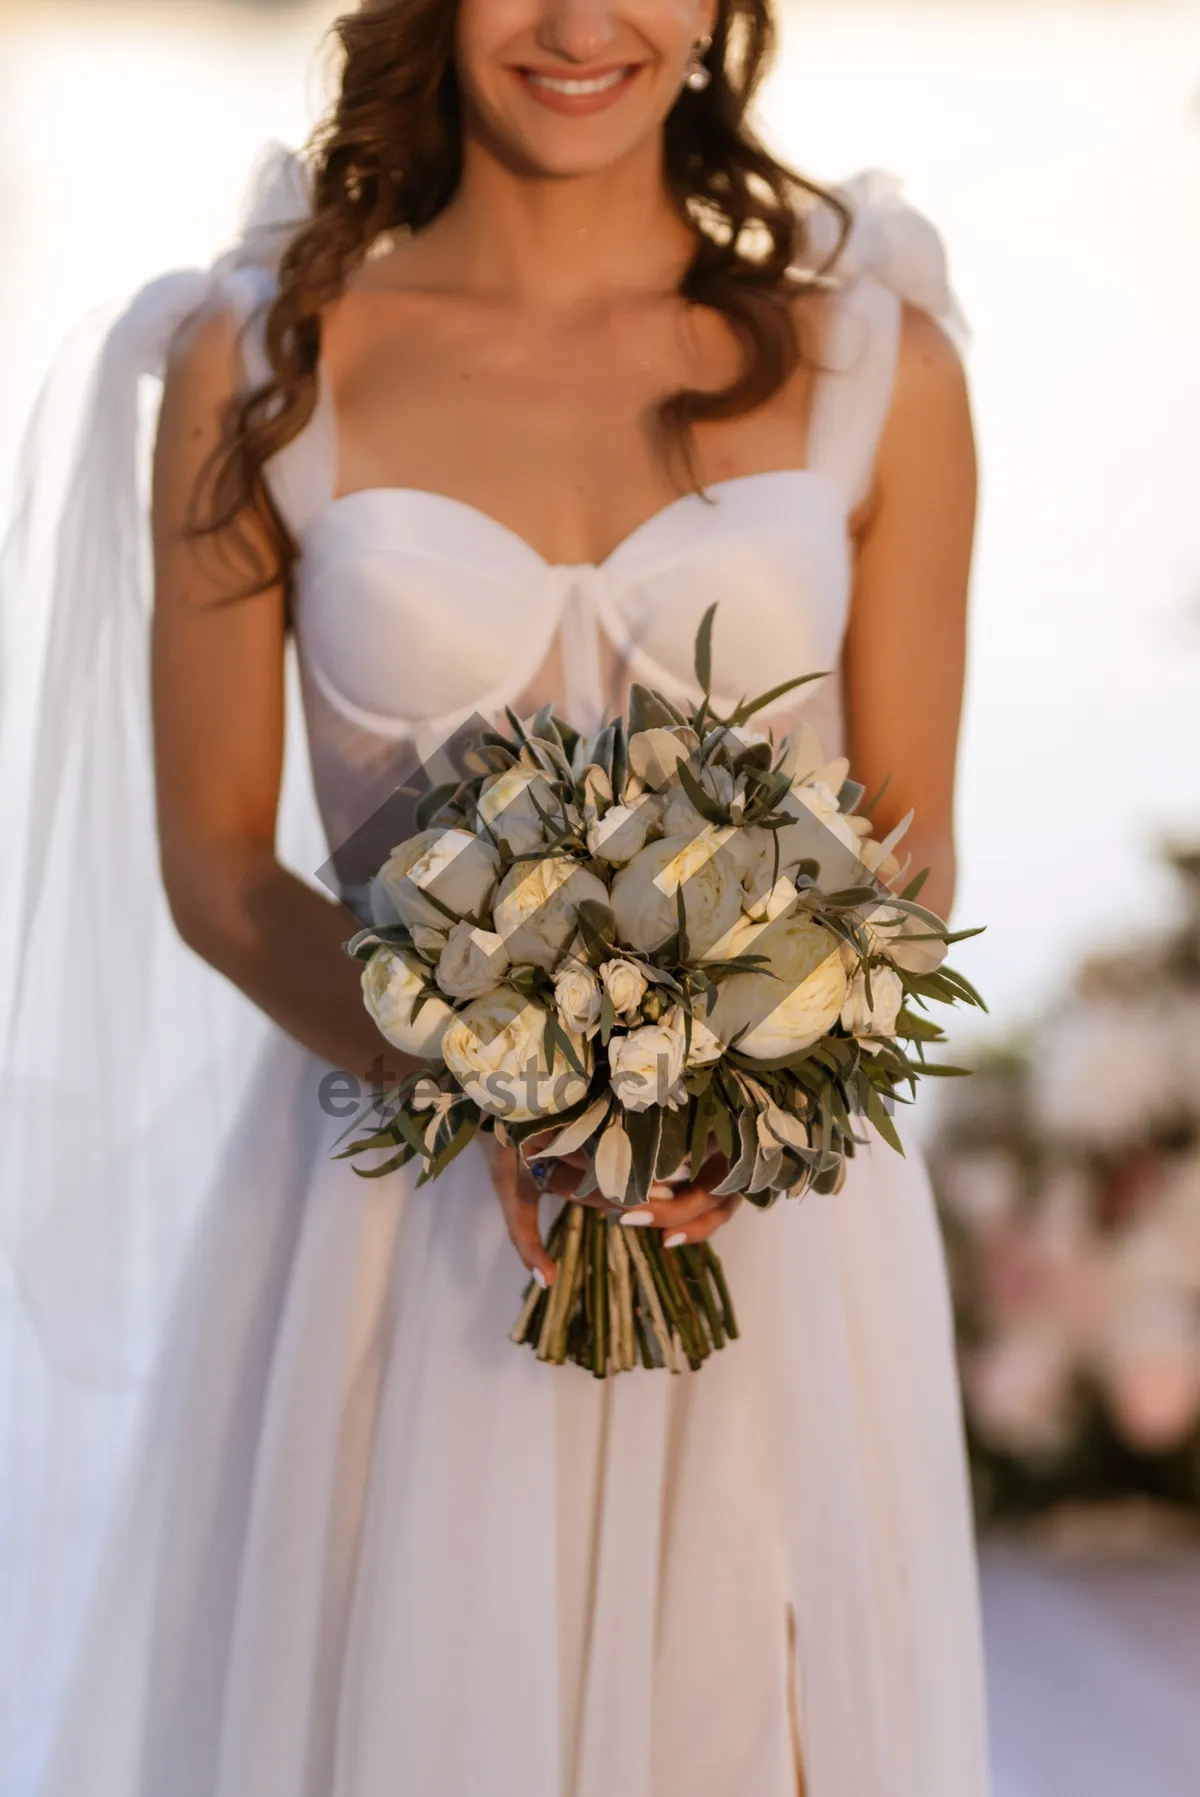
[{"x1": 786, "y1": 1604, "x2": 808, "y2": 1797}]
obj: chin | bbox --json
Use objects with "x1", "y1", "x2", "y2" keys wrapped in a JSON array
[{"x1": 504, "y1": 131, "x2": 655, "y2": 179}]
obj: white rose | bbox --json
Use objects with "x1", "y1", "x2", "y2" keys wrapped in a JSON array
[
  {"x1": 684, "y1": 1010, "x2": 725, "y2": 1067},
  {"x1": 840, "y1": 965, "x2": 904, "y2": 1044},
  {"x1": 435, "y1": 921, "x2": 510, "y2": 1001},
  {"x1": 362, "y1": 945, "x2": 455, "y2": 1059},
  {"x1": 492, "y1": 856, "x2": 611, "y2": 971},
  {"x1": 609, "y1": 1015, "x2": 687, "y2": 1112},
  {"x1": 599, "y1": 958, "x2": 648, "y2": 1022},
  {"x1": 609, "y1": 827, "x2": 743, "y2": 957},
  {"x1": 707, "y1": 913, "x2": 848, "y2": 1060},
  {"x1": 442, "y1": 988, "x2": 592, "y2": 1122},
  {"x1": 554, "y1": 958, "x2": 603, "y2": 1037},
  {"x1": 586, "y1": 800, "x2": 654, "y2": 865},
  {"x1": 371, "y1": 828, "x2": 499, "y2": 934},
  {"x1": 476, "y1": 767, "x2": 557, "y2": 856}
]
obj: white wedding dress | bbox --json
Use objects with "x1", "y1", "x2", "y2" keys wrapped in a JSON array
[{"x1": 26, "y1": 171, "x2": 989, "y2": 1797}]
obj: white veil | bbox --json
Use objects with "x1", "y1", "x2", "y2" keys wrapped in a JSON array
[{"x1": 0, "y1": 146, "x2": 323, "y2": 1791}]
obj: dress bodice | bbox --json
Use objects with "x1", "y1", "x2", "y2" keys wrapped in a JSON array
[{"x1": 223, "y1": 170, "x2": 964, "y2": 856}]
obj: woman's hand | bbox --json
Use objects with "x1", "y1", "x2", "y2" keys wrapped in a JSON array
[
  {"x1": 480, "y1": 1132, "x2": 578, "y2": 1290},
  {"x1": 481, "y1": 1130, "x2": 741, "y2": 1288},
  {"x1": 608, "y1": 1154, "x2": 742, "y2": 1250}
]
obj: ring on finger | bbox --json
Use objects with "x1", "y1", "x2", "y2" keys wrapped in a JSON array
[{"x1": 526, "y1": 1157, "x2": 557, "y2": 1194}]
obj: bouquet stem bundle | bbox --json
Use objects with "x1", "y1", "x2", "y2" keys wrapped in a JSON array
[{"x1": 509, "y1": 1202, "x2": 738, "y2": 1375}]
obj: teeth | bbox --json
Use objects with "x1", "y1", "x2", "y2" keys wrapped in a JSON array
[{"x1": 526, "y1": 68, "x2": 629, "y2": 97}]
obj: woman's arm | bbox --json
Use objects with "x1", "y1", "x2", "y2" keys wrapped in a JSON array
[
  {"x1": 150, "y1": 303, "x2": 402, "y2": 1087},
  {"x1": 842, "y1": 303, "x2": 978, "y2": 921}
]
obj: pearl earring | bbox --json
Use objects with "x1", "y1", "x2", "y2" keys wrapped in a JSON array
[{"x1": 685, "y1": 33, "x2": 713, "y2": 92}]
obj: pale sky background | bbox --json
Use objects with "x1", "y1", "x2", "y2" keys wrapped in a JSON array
[{"x1": 2, "y1": 0, "x2": 1199, "y2": 1046}]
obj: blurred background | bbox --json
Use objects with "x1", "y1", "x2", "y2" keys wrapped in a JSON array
[{"x1": 2, "y1": 1, "x2": 1199, "y2": 1793}]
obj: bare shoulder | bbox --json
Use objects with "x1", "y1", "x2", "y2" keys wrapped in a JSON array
[
  {"x1": 160, "y1": 291, "x2": 249, "y2": 436},
  {"x1": 154, "y1": 294, "x2": 254, "y2": 544},
  {"x1": 889, "y1": 301, "x2": 972, "y2": 437},
  {"x1": 872, "y1": 301, "x2": 976, "y2": 502}
]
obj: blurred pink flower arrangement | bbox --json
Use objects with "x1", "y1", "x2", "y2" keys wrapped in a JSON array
[{"x1": 931, "y1": 846, "x2": 1200, "y2": 1522}]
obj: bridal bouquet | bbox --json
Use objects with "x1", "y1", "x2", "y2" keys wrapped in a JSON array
[{"x1": 341, "y1": 607, "x2": 984, "y2": 1376}]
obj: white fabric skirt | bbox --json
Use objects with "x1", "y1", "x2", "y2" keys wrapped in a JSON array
[{"x1": 39, "y1": 1030, "x2": 990, "y2": 1797}]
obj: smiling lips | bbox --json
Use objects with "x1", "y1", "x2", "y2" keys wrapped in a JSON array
[{"x1": 517, "y1": 64, "x2": 642, "y2": 116}]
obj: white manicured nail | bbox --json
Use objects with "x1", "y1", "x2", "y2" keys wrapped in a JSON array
[
  {"x1": 648, "y1": 1182, "x2": 675, "y2": 1199},
  {"x1": 619, "y1": 1207, "x2": 656, "y2": 1227},
  {"x1": 533, "y1": 1267, "x2": 548, "y2": 1289},
  {"x1": 664, "y1": 1232, "x2": 688, "y2": 1250}
]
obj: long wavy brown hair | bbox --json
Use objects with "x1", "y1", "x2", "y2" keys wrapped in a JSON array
[{"x1": 199, "y1": 0, "x2": 850, "y2": 585}]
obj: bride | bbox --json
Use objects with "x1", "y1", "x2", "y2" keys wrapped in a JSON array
[{"x1": 11, "y1": 1, "x2": 988, "y2": 1793}]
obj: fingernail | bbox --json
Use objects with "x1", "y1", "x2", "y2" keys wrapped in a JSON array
[
  {"x1": 648, "y1": 1182, "x2": 675, "y2": 1199},
  {"x1": 533, "y1": 1267, "x2": 549, "y2": 1289},
  {"x1": 664, "y1": 1232, "x2": 688, "y2": 1249},
  {"x1": 619, "y1": 1207, "x2": 656, "y2": 1227}
]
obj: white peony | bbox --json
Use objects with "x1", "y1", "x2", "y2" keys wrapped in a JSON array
[
  {"x1": 442, "y1": 988, "x2": 591, "y2": 1122},
  {"x1": 707, "y1": 913, "x2": 848, "y2": 1061},
  {"x1": 609, "y1": 827, "x2": 743, "y2": 957},
  {"x1": 704, "y1": 912, "x2": 771, "y2": 963},
  {"x1": 739, "y1": 800, "x2": 862, "y2": 900},
  {"x1": 362, "y1": 945, "x2": 455, "y2": 1059},
  {"x1": 553, "y1": 958, "x2": 603, "y2": 1037},
  {"x1": 840, "y1": 965, "x2": 904, "y2": 1043},
  {"x1": 609, "y1": 1015, "x2": 687, "y2": 1111},
  {"x1": 599, "y1": 958, "x2": 648, "y2": 1023},
  {"x1": 738, "y1": 828, "x2": 803, "y2": 922},
  {"x1": 492, "y1": 856, "x2": 611, "y2": 971},
  {"x1": 476, "y1": 767, "x2": 557, "y2": 856},
  {"x1": 586, "y1": 799, "x2": 655, "y2": 865},
  {"x1": 435, "y1": 921, "x2": 509, "y2": 1001},
  {"x1": 371, "y1": 828, "x2": 499, "y2": 934}
]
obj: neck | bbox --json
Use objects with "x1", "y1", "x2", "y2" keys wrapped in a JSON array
[{"x1": 427, "y1": 135, "x2": 695, "y2": 304}]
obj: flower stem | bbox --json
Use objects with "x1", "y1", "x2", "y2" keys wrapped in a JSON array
[{"x1": 510, "y1": 1206, "x2": 738, "y2": 1378}]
